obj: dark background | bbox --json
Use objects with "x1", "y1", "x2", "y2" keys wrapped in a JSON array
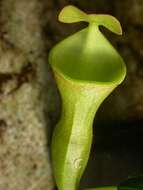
[
  {"x1": 46, "y1": 0, "x2": 143, "y2": 189},
  {"x1": 2, "y1": 0, "x2": 143, "y2": 189}
]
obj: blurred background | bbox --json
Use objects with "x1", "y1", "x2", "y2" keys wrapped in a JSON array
[{"x1": 0, "y1": 0, "x2": 143, "y2": 189}]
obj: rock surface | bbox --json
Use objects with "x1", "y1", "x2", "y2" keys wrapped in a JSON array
[
  {"x1": 0, "y1": 0, "x2": 143, "y2": 189},
  {"x1": 0, "y1": 0, "x2": 58, "y2": 189}
]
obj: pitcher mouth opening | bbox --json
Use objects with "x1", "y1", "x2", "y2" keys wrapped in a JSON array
[
  {"x1": 49, "y1": 49, "x2": 126, "y2": 86},
  {"x1": 52, "y1": 64, "x2": 126, "y2": 86},
  {"x1": 49, "y1": 29, "x2": 126, "y2": 85}
]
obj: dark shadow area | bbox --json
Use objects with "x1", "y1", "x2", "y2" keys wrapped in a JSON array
[{"x1": 80, "y1": 120, "x2": 143, "y2": 189}]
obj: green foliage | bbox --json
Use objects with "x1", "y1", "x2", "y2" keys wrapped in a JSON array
[
  {"x1": 118, "y1": 176, "x2": 143, "y2": 190},
  {"x1": 59, "y1": 5, "x2": 87, "y2": 23},
  {"x1": 59, "y1": 5, "x2": 122, "y2": 35},
  {"x1": 86, "y1": 187, "x2": 117, "y2": 190},
  {"x1": 49, "y1": 5, "x2": 126, "y2": 190}
]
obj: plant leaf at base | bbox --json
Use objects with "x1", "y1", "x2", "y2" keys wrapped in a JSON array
[{"x1": 118, "y1": 176, "x2": 143, "y2": 190}]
